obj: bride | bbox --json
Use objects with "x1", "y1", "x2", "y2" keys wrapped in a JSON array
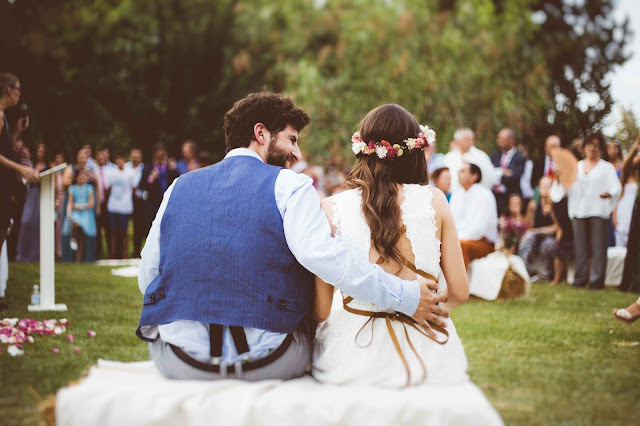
[{"x1": 311, "y1": 104, "x2": 502, "y2": 423}]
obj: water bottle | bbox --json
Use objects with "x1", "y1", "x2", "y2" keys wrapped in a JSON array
[{"x1": 31, "y1": 285, "x2": 40, "y2": 305}]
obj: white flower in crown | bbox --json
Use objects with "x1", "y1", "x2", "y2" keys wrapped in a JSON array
[
  {"x1": 404, "y1": 138, "x2": 418, "y2": 150},
  {"x1": 419, "y1": 125, "x2": 436, "y2": 145},
  {"x1": 375, "y1": 145, "x2": 388, "y2": 159},
  {"x1": 352, "y1": 141, "x2": 367, "y2": 155}
]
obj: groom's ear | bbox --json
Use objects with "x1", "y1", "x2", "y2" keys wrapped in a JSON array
[{"x1": 253, "y1": 123, "x2": 267, "y2": 145}]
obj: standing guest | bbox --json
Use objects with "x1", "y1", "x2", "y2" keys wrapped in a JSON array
[
  {"x1": 105, "y1": 152, "x2": 140, "y2": 259},
  {"x1": 139, "y1": 144, "x2": 179, "y2": 239},
  {"x1": 94, "y1": 147, "x2": 115, "y2": 258},
  {"x1": 66, "y1": 169, "x2": 97, "y2": 264},
  {"x1": 519, "y1": 177, "x2": 557, "y2": 280},
  {"x1": 8, "y1": 143, "x2": 31, "y2": 260},
  {"x1": 83, "y1": 144, "x2": 97, "y2": 172},
  {"x1": 126, "y1": 147, "x2": 145, "y2": 258},
  {"x1": 432, "y1": 167, "x2": 452, "y2": 202},
  {"x1": 53, "y1": 151, "x2": 66, "y2": 259},
  {"x1": 612, "y1": 137, "x2": 640, "y2": 248},
  {"x1": 607, "y1": 139, "x2": 624, "y2": 176},
  {"x1": 60, "y1": 148, "x2": 99, "y2": 262},
  {"x1": 450, "y1": 162, "x2": 498, "y2": 268},
  {"x1": 16, "y1": 144, "x2": 50, "y2": 262},
  {"x1": 531, "y1": 135, "x2": 561, "y2": 189},
  {"x1": 491, "y1": 128, "x2": 527, "y2": 215},
  {"x1": 551, "y1": 131, "x2": 621, "y2": 290},
  {"x1": 176, "y1": 140, "x2": 199, "y2": 174},
  {"x1": 613, "y1": 296, "x2": 640, "y2": 324},
  {"x1": 518, "y1": 144, "x2": 535, "y2": 210},
  {"x1": 444, "y1": 128, "x2": 495, "y2": 192},
  {"x1": 424, "y1": 137, "x2": 445, "y2": 174},
  {"x1": 550, "y1": 196, "x2": 573, "y2": 285}
]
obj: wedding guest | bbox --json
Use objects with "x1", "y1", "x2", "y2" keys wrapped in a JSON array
[
  {"x1": 16, "y1": 144, "x2": 50, "y2": 262},
  {"x1": 612, "y1": 138, "x2": 640, "y2": 247},
  {"x1": 176, "y1": 140, "x2": 199, "y2": 174},
  {"x1": 531, "y1": 135, "x2": 561, "y2": 188},
  {"x1": 125, "y1": 147, "x2": 145, "y2": 258},
  {"x1": 519, "y1": 177, "x2": 557, "y2": 280},
  {"x1": 444, "y1": 128, "x2": 495, "y2": 192},
  {"x1": 518, "y1": 144, "x2": 535, "y2": 204},
  {"x1": 66, "y1": 169, "x2": 97, "y2": 264},
  {"x1": 618, "y1": 137, "x2": 640, "y2": 293},
  {"x1": 53, "y1": 151, "x2": 66, "y2": 259},
  {"x1": 613, "y1": 296, "x2": 640, "y2": 325},
  {"x1": 94, "y1": 148, "x2": 112, "y2": 258},
  {"x1": 105, "y1": 152, "x2": 140, "y2": 258},
  {"x1": 491, "y1": 128, "x2": 527, "y2": 215},
  {"x1": 139, "y1": 143, "x2": 179, "y2": 239},
  {"x1": 551, "y1": 131, "x2": 621, "y2": 290},
  {"x1": 431, "y1": 167, "x2": 451, "y2": 202},
  {"x1": 495, "y1": 193, "x2": 528, "y2": 253},
  {"x1": 550, "y1": 196, "x2": 573, "y2": 285},
  {"x1": 424, "y1": 137, "x2": 445, "y2": 173},
  {"x1": 450, "y1": 162, "x2": 498, "y2": 268},
  {"x1": 570, "y1": 138, "x2": 584, "y2": 160},
  {"x1": 607, "y1": 139, "x2": 624, "y2": 176},
  {"x1": 61, "y1": 148, "x2": 98, "y2": 262}
]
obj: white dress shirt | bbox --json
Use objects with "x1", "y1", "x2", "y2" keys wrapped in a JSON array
[
  {"x1": 450, "y1": 183, "x2": 498, "y2": 242},
  {"x1": 550, "y1": 159, "x2": 621, "y2": 219},
  {"x1": 445, "y1": 146, "x2": 496, "y2": 193},
  {"x1": 139, "y1": 148, "x2": 420, "y2": 363}
]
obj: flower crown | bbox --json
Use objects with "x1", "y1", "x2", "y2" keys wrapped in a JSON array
[{"x1": 351, "y1": 125, "x2": 436, "y2": 160}]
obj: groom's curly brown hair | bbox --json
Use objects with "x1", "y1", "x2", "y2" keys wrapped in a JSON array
[{"x1": 224, "y1": 92, "x2": 310, "y2": 152}]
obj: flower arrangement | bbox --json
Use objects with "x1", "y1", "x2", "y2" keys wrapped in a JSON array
[
  {"x1": 351, "y1": 125, "x2": 436, "y2": 160},
  {"x1": 499, "y1": 218, "x2": 528, "y2": 250}
]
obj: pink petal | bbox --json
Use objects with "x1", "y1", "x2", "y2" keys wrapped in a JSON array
[
  {"x1": 67, "y1": 334, "x2": 75, "y2": 343},
  {"x1": 51, "y1": 348, "x2": 60, "y2": 354},
  {"x1": 74, "y1": 347, "x2": 81, "y2": 354},
  {"x1": 86, "y1": 330, "x2": 96, "y2": 338}
]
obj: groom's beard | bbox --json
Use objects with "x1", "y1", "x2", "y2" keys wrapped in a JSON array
[{"x1": 266, "y1": 141, "x2": 290, "y2": 168}]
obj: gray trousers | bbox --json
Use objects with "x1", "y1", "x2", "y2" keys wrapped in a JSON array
[
  {"x1": 571, "y1": 217, "x2": 609, "y2": 289},
  {"x1": 149, "y1": 320, "x2": 313, "y2": 381}
]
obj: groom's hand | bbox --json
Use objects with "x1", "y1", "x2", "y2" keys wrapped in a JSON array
[{"x1": 411, "y1": 278, "x2": 449, "y2": 339}]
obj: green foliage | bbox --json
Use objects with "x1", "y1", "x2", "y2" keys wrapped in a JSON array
[
  {"x1": 0, "y1": 0, "x2": 631, "y2": 163},
  {"x1": 613, "y1": 105, "x2": 640, "y2": 150}
]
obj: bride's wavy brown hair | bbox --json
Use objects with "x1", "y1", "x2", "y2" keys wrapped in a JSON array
[{"x1": 346, "y1": 104, "x2": 428, "y2": 268}]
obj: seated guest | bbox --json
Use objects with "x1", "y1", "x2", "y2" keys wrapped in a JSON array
[
  {"x1": 450, "y1": 162, "x2": 498, "y2": 268},
  {"x1": 431, "y1": 166, "x2": 451, "y2": 202},
  {"x1": 519, "y1": 177, "x2": 557, "y2": 280}
]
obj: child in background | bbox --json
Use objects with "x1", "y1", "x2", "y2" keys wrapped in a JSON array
[
  {"x1": 67, "y1": 169, "x2": 97, "y2": 264},
  {"x1": 105, "y1": 152, "x2": 140, "y2": 258}
]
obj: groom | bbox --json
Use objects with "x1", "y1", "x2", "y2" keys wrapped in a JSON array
[{"x1": 136, "y1": 92, "x2": 448, "y2": 381}]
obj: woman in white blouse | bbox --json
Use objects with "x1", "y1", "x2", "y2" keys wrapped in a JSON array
[{"x1": 551, "y1": 132, "x2": 621, "y2": 290}]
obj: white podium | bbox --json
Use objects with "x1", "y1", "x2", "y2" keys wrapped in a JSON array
[{"x1": 28, "y1": 163, "x2": 68, "y2": 311}]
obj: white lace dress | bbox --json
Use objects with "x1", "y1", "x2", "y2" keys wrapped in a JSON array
[{"x1": 312, "y1": 185, "x2": 503, "y2": 423}]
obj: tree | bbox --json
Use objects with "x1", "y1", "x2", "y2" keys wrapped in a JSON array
[
  {"x1": 613, "y1": 105, "x2": 639, "y2": 150},
  {"x1": 529, "y1": 0, "x2": 632, "y2": 155}
]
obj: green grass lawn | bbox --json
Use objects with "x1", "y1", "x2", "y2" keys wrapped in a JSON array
[{"x1": 1, "y1": 262, "x2": 639, "y2": 425}]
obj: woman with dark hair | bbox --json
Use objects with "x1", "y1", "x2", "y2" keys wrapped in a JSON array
[
  {"x1": 432, "y1": 166, "x2": 451, "y2": 201},
  {"x1": 16, "y1": 144, "x2": 50, "y2": 262},
  {"x1": 311, "y1": 105, "x2": 501, "y2": 423},
  {"x1": 551, "y1": 131, "x2": 621, "y2": 290}
]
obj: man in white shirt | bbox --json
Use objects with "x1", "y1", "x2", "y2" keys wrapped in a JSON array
[
  {"x1": 450, "y1": 162, "x2": 498, "y2": 268},
  {"x1": 137, "y1": 92, "x2": 447, "y2": 381},
  {"x1": 444, "y1": 128, "x2": 496, "y2": 193}
]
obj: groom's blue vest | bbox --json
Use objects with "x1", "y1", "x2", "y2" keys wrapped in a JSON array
[{"x1": 138, "y1": 155, "x2": 314, "y2": 334}]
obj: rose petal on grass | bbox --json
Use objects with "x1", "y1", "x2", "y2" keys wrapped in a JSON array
[
  {"x1": 8, "y1": 345, "x2": 24, "y2": 356},
  {"x1": 51, "y1": 348, "x2": 60, "y2": 354},
  {"x1": 67, "y1": 334, "x2": 74, "y2": 343},
  {"x1": 87, "y1": 330, "x2": 96, "y2": 338},
  {"x1": 74, "y1": 347, "x2": 81, "y2": 354}
]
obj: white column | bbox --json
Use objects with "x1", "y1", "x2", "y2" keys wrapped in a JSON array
[{"x1": 29, "y1": 163, "x2": 67, "y2": 311}]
